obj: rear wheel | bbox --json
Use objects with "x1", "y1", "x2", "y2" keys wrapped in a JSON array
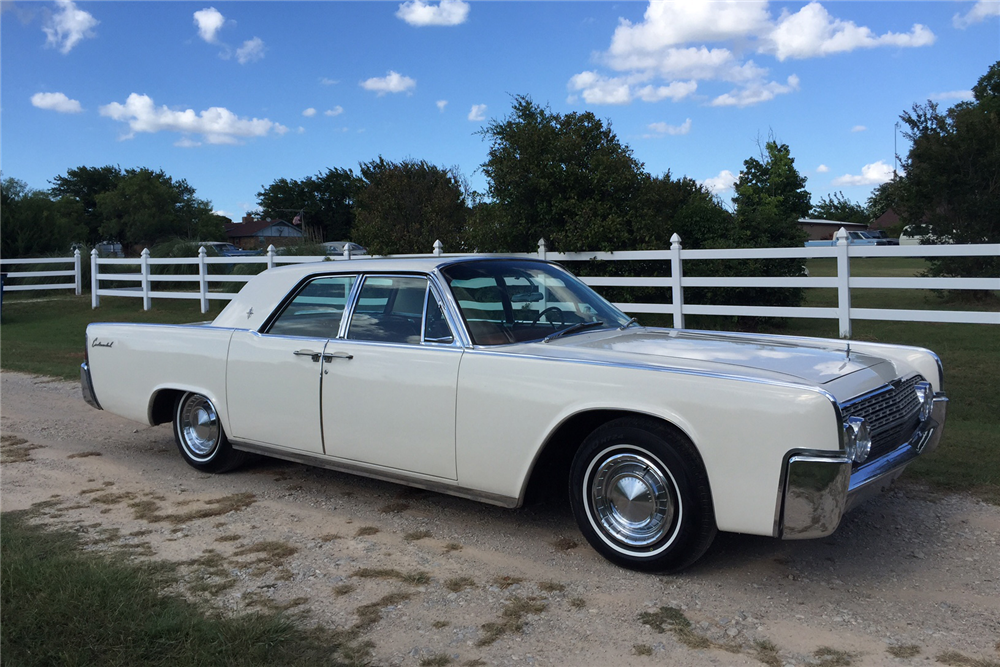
[
  {"x1": 173, "y1": 392, "x2": 248, "y2": 473},
  {"x1": 570, "y1": 417, "x2": 716, "y2": 572}
]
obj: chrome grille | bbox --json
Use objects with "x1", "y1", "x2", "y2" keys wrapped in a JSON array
[{"x1": 841, "y1": 375, "x2": 923, "y2": 463}]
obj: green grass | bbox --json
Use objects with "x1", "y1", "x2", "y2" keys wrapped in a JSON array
[
  {"x1": 1, "y1": 294, "x2": 224, "y2": 380},
  {"x1": 0, "y1": 510, "x2": 354, "y2": 667}
]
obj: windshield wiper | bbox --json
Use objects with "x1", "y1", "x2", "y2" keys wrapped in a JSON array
[
  {"x1": 618, "y1": 317, "x2": 639, "y2": 330},
  {"x1": 543, "y1": 320, "x2": 605, "y2": 343}
]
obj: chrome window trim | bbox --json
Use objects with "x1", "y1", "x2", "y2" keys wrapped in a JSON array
[{"x1": 421, "y1": 282, "x2": 461, "y2": 347}]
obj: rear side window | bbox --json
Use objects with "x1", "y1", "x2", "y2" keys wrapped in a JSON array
[{"x1": 267, "y1": 275, "x2": 357, "y2": 338}]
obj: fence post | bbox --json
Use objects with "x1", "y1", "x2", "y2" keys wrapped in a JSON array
[
  {"x1": 835, "y1": 227, "x2": 852, "y2": 338},
  {"x1": 433, "y1": 240, "x2": 444, "y2": 256},
  {"x1": 198, "y1": 246, "x2": 209, "y2": 314},
  {"x1": 267, "y1": 245, "x2": 276, "y2": 270},
  {"x1": 538, "y1": 238, "x2": 548, "y2": 260},
  {"x1": 74, "y1": 249, "x2": 82, "y2": 295},
  {"x1": 141, "y1": 248, "x2": 151, "y2": 311},
  {"x1": 344, "y1": 244, "x2": 352, "y2": 260},
  {"x1": 670, "y1": 233, "x2": 685, "y2": 329},
  {"x1": 91, "y1": 248, "x2": 100, "y2": 308}
]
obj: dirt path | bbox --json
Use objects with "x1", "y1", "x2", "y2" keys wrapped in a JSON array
[{"x1": 2, "y1": 371, "x2": 998, "y2": 667}]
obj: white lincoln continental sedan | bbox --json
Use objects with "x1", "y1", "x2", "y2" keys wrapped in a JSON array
[{"x1": 82, "y1": 257, "x2": 947, "y2": 571}]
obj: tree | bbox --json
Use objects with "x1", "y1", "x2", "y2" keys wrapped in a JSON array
[
  {"x1": 49, "y1": 165, "x2": 124, "y2": 244},
  {"x1": 95, "y1": 168, "x2": 218, "y2": 250},
  {"x1": 865, "y1": 178, "x2": 906, "y2": 221},
  {"x1": 810, "y1": 191, "x2": 869, "y2": 224},
  {"x1": 352, "y1": 158, "x2": 468, "y2": 255},
  {"x1": 896, "y1": 60, "x2": 999, "y2": 283},
  {"x1": 256, "y1": 168, "x2": 360, "y2": 242},
  {"x1": 1, "y1": 176, "x2": 86, "y2": 257},
  {"x1": 476, "y1": 95, "x2": 646, "y2": 252},
  {"x1": 720, "y1": 139, "x2": 811, "y2": 316}
]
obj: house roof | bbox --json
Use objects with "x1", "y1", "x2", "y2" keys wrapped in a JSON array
[
  {"x1": 224, "y1": 218, "x2": 299, "y2": 238},
  {"x1": 870, "y1": 209, "x2": 900, "y2": 230}
]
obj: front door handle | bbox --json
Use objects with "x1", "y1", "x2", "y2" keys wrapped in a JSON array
[
  {"x1": 327, "y1": 352, "x2": 354, "y2": 360},
  {"x1": 294, "y1": 349, "x2": 353, "y2": 362}
]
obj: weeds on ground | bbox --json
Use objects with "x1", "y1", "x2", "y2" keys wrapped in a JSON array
[
  {"x1": 354, "y1": 592, "x2": 413, "y2": 631},
  {"x1": 353, "y1": 568, "x2": 431, "y2": 585},
  {"x1": 491, "y1": 575, "x2": 523, "y2": 590},
  {"x1": 569, "y1": 597, "x2": 586, "y2": 609},
  {"x1": 445, "y1": 577, "x2": 475, "y2": 593},
  {"x1": 378, "y1": 502, "x2": 410, "y2": 514},
  {"x1": 538, "y1": 581, "x2": 565, "y2": 592},
  {"x1": 888, "y1": 645, "x2": 921, "y2": 659},
  {"x1": 128, "y1": 492, "x2": 257, "y2": 524},
  {"x1": 1, "y1": 435, "x2": 43, "y2": 463},
  {"x1": 333, "y1": 584, "x2": 355, "y2": 596},
  {"x1": 419, "y1": 654, "x2": 453, "y2": 666},
  {"x1": 754, "y1": 639, "x2": 782, "y2": 667},
  {"x1": 638, "y1": 606, "x2": 711, "y2": 650},
  {"x1": 814, "y1": 647, "x2": 853, "y2": 666},
  {"x1": 936, "y1": 651, "x2": 1000, "y2": 667},
  {"x1": 476, "y1": 596, "x2": 547, "y2": 646},
  {"x1": 551, "y1": 537, "x2": 578, "y2": 551},
  {"x1": 355, "y1": 526, "x2": 379, "y2": 537},
  {"x1": 633, "y1": 644, "x2": 653, "y2": 656},
  {"x1": 443, "y1": 542, "x2": 462, "y2": 553},
  {"x1": 67, "y1": 451, "x2": 102, "y2": 458},
  {"x1": 405, "y1": 530, "x2": 432, "y2": 541}
]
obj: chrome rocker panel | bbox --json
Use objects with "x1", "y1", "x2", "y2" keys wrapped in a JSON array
[{"x1": 780, "y1": 393, "x2": 947, "y2": 540}]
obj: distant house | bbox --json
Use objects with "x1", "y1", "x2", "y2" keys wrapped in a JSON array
[
  {"x1": 870, "y1": 209, "x2": 900, "y2": 232},
  {"x1": 797, "y1": 218, "x2": 868, "y2": 241},
  {"x1": 225, "y1": 215, "x2": 304, "y2": 250}
]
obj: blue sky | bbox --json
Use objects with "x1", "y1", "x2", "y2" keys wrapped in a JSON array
[{"x1": 2, "y1": 1, "x2": 997, "y2": 223}]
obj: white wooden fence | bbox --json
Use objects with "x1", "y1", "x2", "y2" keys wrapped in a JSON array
[
  {"x1": 8, "y1": 228, "x2": 997, "y2": 337},
  {"x1": 0, "y1": 251, "x2": 83, "y2": 295}
]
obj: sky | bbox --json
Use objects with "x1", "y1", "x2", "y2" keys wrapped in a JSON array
[{"x1": 2, "y1": 0, "x2": 998, "y2": 224}]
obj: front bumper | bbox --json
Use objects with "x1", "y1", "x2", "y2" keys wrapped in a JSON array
[
  {"x1": 81, "y1": 362, "x2": 103, "y2": 410},
  {"x1": 779, "y1": 393, "x2": 947, "y2": 539}
]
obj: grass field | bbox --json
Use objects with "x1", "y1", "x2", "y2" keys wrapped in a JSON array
[{"x1": 0, "y1": 510, "x2": 357, "y2": 667}]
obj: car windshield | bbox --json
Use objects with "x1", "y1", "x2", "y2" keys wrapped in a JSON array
[{"x1": 440, "y1": 259, "x2": 631, "y2": 345}]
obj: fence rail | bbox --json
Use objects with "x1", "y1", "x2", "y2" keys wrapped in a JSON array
[
  {"x1": 0, "y1": 252, "x2": 83, "y2": 295},
  {"x1": 8, "y1": 228, "x2": 997, "y2": 338}
]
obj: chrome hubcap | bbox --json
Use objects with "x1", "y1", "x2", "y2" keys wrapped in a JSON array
[
  {"x1": 590, "y1": 452, "x2": 676, "y2": 548},
  {"x1": 180, "y1": 395, "x2": 219, "y2": 459}
]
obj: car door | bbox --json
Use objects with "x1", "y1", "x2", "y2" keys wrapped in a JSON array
[
  {"x1": 226, "y1": 274, "x2": 357, "y2": 454},
  {"x1": 320, "y1": 275, "x2": 461, "y2": 480}
]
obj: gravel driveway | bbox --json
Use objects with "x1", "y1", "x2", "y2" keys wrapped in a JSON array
[{"x1": 2, "y1": 371, "x2": 998, "y2": 667}]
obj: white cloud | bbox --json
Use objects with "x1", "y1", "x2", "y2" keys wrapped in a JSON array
[
  {"x1": 436, "y1": 100, "x2": 448, "y2": 112},
  {"x1": 361, "y1": 70, "x2": 416, "y2": 95},
  {"x1": 468, "y1": 104, "x2": 487, "y2": 121},
  {"x1": 764, "y1": 3, "x2": 934, "y2": 61},
  {"x1": 99, "y1": 93, "x2": 288, "y2": 145},
  {"x1": 325, "y1": 106, "x2": 344, "y2": 117},
  {"x1": 236, "y1": 37, "x2": 265, "y2": 64},
  {"x1": 646, "y1": 118, "x2": 692, "y2": 137},
  {"x1": 568, "y1": 71, "x2": 696, "y2": 105},
  {"x1": 31, "y1": 91, "x2": 83, "y2": 113},
  {"x1": 701, "y1": 169, "x2": 738, "y2": 195},
  {"x1": 43, "y1": 0, "x2": 98, "y2": 54},
  {"x1": 851, "y1": 125, "x2": 866, "y2": 132},
  {"x1": 396, "y1": 0, "x2": 469, "y2": 27},
  {"x1": 193, "y1": 7, "x2": 224, "y2": 43},
  {"x1": 575, "y1": 1, "x2": 936, "y2": 109},
  {"x1": 930, "y1": 90, "x2": 974, "y2": 102},
  {"x1": 320, "y1": 77, "x2": 338, "y2": 86},
  {"x1": 831, "y1": 160, "x2": 894, "y2": 186},
  {"x1": 175, "y1": 137, "x2": 202, "y2": 148},
  {"x1": 711, "y1": 74, "x2": 799, "y2": 107},
  {"x1": 302, "y1": 108, "x2": 317, "y2": 117},
  {"x1": 816, "y1": 164, "x2": 829, "y2": 173},
  {"x1": 954, "y1": 0, "x2": 1000, "y2": 28}
]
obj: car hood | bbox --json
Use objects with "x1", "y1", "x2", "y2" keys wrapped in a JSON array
[{"x1": 532, "y1": 327, "x2": 898, "y2": 390}]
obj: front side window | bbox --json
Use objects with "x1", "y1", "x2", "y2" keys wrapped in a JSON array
[
  {"x1": 441, "y1": 260, "x2": 630, "y2": 345},
  {"x1": 267, "y1": 275, "x2": 357, "y2": 338},
  {"x1": 347, "y1": 276, "x2": 429, "y2": 344}
]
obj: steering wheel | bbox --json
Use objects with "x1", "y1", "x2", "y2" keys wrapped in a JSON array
[{"x1": 529, "y1": 306, "x2": 565, "y2": 330}]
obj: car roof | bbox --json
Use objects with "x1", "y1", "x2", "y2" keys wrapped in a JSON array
[{"x1": 211, "y1": 255, "x2": 546, "y2": 330}]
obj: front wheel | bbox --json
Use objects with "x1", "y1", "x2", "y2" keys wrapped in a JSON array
[
  {"x1": 173, "y1": 392, "x2": 248, "y2": 473},
  {"x1": 570, "y1": 417, "x2": 716, "y2": 572}
]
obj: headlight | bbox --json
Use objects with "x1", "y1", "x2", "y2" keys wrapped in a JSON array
[
  {"x1": 914, "y1": 381, "x2": 933, "y2": 422},
  {"x1": 843, "y1": 416, "x2": 872, "y2": 464}
]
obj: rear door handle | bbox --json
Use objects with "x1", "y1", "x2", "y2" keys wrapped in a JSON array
[
  {"x1": 294, "y1": 349, "x2": 352, "y2": 362},
  {"x1": 294, "y1": 349, "x2": 323, "y2": 362},
  {"x1": 327, "y1": 352, "x2": 354, "y2": 360}
]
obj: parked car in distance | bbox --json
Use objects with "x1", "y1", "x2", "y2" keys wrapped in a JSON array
[
  {"x1": 322, "y1": 241, "x2": 367, "y2": 257},
  {"x1": 200, "y1": 242, "x2": 262, "y2": 257},
  {"x1": 867, "y1": 230, "x2": 899, "y2": 245},
  {"x1": 81, "y1": 257, "x2": 947, "y2": 571},
  {"x1": 804, "y1": 230, "x2": 888, "y2": 247}
]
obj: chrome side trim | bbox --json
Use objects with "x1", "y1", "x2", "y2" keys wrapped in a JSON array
[
  {"x1": 80, "y1": 362, "x2": 103, "y2": 410},
  {"x1": 780, "y1": 454, "x2": 851, "y2": 539},
  {"x1": 229, "y1": 440, "x2": 519, "y2": 509}
]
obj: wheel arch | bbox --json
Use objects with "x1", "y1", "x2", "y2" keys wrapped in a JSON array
[
  {"x1": 519, "y1": 408, "x2": 710, "y2": 507},
  {"x1": 147, "y1": 386, "x2": 227, "y2": 428}
]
